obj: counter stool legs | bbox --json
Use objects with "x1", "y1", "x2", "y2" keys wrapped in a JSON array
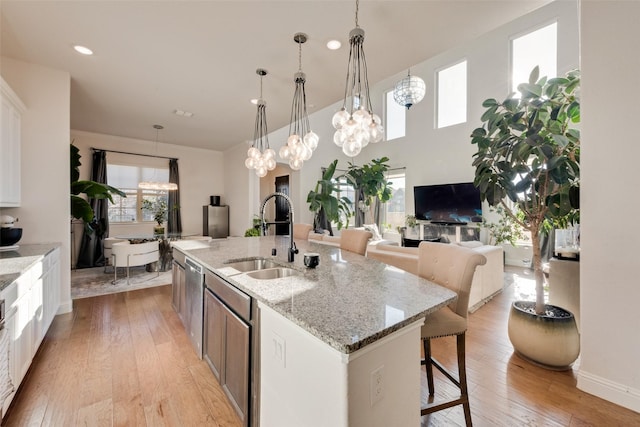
[{"x1": 421, "y1": 333, "x2": 472, "y2": 427}]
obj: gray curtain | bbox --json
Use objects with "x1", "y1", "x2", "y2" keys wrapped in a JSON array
[
  {"x1": 76, "y1": 150, "x2": 109, "y2": 268},
  {"x1": 168, "y1": 158, "x2": 182, "y2": 233}
]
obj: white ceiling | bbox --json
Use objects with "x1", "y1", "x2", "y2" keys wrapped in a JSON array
[{"x1": 1, "y1": 0, "x2": 550, "y2": 151}]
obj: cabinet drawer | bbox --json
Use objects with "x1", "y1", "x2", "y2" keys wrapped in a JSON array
[{"x1": 204, "y1": 270, "x2": 251, "y2": 322}]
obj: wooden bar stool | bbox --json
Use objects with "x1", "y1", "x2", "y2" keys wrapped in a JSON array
[{"x1": 417, "y1": 241, "x2": 486, "y2": 426}]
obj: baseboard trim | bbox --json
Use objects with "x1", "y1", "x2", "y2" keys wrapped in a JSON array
[
  {"x1": 577, "y1": 369, "x2": 640, "y2": 413},
  {"x1": 57, "y1": 299, "x2": 73, "y2": 314}
]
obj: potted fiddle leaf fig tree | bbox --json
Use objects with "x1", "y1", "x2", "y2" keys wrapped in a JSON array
[
  {"x1": 471, "y1": 66, "x2": 580, "y2": 369},
  {"x1": 345, "y1": 157, "x2": 393, "y2": 226}
]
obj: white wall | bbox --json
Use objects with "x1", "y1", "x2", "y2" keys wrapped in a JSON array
[
  {"x1": 0, "y1": 57, "x2": 72, "y2": 314},
  {"x1": 578, "y1": 0, "x2": 640, "y2": 412},
  {"x1": 224, "y1": 1, "x2": 579, "y2": 241},
  {"x1": 71, "y1": 130, "x2": 224, "y2": 239}
]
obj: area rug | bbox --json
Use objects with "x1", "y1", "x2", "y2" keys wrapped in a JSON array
[{"x1": 71, "y1": 266, "x2": 172, "y2": 299}]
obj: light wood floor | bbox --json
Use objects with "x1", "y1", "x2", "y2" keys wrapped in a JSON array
[{"x1": 3, "y1": 272, "x2": 640, "y2": 426}]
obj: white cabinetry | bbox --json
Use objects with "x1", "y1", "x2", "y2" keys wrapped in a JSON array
[
  {"x1": 41, "y1": 248, "x2": 60, "y2": 339},
  {"x1": 0, "y1": 77, "x2": 26, "y2": 207},
  {"x1": 1, "y1": 248, "x2": 60, "y2": 418}
]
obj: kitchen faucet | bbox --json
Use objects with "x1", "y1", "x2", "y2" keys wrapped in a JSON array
[{"x1": 260, "y1": 192, "x2": 298, "y2": 262}]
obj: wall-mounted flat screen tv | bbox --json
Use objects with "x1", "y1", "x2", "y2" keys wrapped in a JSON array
[{"x1": 414, "y1": 182, "x2": 482, "y2": 224}]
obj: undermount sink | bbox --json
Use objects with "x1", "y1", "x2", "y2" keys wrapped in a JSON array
[
  {"x1": 246, "y1": 267, "x2": 297, "y2": 280},
  {"x1": 225, "y1": 258, "x2": 279, "y2": 272}
]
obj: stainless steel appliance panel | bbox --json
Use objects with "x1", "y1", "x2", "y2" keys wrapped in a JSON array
[
  {"x1": 203, "y1": 205, "x2": 229, "y2": 238},
  {"x1": 184, "y1": 257, "x2": 204, "y2": 358}
]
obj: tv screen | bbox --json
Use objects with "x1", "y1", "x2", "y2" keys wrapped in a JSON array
[{"x1": 414, "y1": 183, "x2": 482, "y2": 224}]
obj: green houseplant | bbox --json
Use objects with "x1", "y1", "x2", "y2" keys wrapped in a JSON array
[
  {"x1": 141, "y1": 197, "x2": 169, "y2": 234},
  {"x1": 70, "y1": 144, "x2": 125, "y2": 230},
  {"x1": 345, "y1": 157, "x2": 393, "y2": 225},
  {"x1": 471, "y1": 67, "x2": 580, "y2": 369},
  {"x1": 306, "y1": 159, "x2": 352, "y2": 235},
  {"x1": 481, "y1": 205, "x2": 527, "y2": 247}
]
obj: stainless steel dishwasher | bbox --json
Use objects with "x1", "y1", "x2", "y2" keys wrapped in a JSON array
[{"x1": 184, "y1": 257, "x2": 204, "y2": 358}]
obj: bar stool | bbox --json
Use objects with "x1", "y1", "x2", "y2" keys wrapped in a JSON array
[
  {"x1": 339, "y1": 229, "x2": 372, "y2": 255},
  {"x1": 417, "y1": 241, "x2": 486, "y2": 426}
]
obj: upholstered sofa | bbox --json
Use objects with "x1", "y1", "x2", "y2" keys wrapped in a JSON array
[
  {"x1": 367, "y1": 241, "x2": 504, "y2": 312},
  {"x1": 307, "y1": 224, "x2": 399, "y2": 251}
]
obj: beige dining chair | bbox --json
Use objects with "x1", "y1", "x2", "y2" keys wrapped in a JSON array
[
  {"x1": 417, "y1": 241, "x2": 486, "y2": 426},
  {"x1": 339, "y1": 229, "x2": 372, "y2": 256},
  {"x1": 293, "y1": 223, "x2": 313, "y2": 240},
  {"x1": 111, "y1": 240, "x2": 160, "y2": 284}
]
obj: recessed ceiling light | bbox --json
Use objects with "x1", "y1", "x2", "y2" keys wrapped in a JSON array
[
  {"x1": 73, "y1": 45, "x2": 93, "y2": 55},
  {"x1": 326, "y1": 40, "x2": 342, "y2": 50},
  {"x1": 174, "y1": 109, "x2": 194, "y2": 118},
  {"x1": 250, "y1": 98, "x2": 259, "y2": 105}
]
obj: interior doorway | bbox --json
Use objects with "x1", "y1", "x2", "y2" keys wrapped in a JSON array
[{"x1": 274, "y1": 175, "x2": 289, "y2": 235}]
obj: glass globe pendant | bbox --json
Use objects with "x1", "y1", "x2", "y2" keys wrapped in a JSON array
[
  {"x1": 279, "y1": 33, "x2": 318, "y2": 171},
  {"x1": 393, "y1": 69, "x2": 426, "y2": 109},
  {"x1": 245, "y1": 69, "x2": 276, "y2": 177},
  {"x1": 331, "y1": 0, "x2": 384, "y2": 158}
]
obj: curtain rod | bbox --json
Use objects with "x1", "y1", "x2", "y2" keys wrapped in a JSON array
[{"x1": 91, "y1": 147, "x2": 177, "y2": 161}]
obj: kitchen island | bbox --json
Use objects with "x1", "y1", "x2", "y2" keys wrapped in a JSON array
[{"x1": 174, "y1": 236, "x2": 456, "y2": 427}]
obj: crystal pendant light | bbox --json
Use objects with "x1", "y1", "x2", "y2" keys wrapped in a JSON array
[
  {"x1": 138, "y1": 124, "x2": 178, "y2": 191},
  {"x1": 331, "y1": 0, "x2": 384, "y2": 158},
  {"x1": 393, "y1": 69, "x2": 426, "y2": 109},
  {"x1": 245, "y1": 69, "x2": 276, "y2": 178},
  {"x1": 279, "y1": 32, "x2": 319, "y2": 171}
]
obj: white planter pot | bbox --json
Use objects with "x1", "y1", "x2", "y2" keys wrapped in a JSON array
[{"x1": 508, "y1": 301, "x2": 580, "y2": 370}]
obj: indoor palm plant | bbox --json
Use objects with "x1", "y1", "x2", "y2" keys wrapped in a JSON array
[{"x1": 471, "y1": 67, "x2": 580, "y2": 369}]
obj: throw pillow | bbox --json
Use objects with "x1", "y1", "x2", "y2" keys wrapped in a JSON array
[{"x1": 363, "y1": 224, "x2": 382, "y2": 241}]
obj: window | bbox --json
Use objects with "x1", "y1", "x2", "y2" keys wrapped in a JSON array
[
  {"x1": 436, "y1": 60, "x2": 467, "y2": 128},
  {"x1": 336, "y1": 176, "x2": 356, "y2": 227},
  {"x1": 107, "y1": 163, "x2": 169, "y2": 223},
  {"x1": 385, "y1": 90, "x2": 406, "y2": 140},
  {"x1": 511, "y1": 22, "x2": 557, "y2": 93},
  {"x1": 383, "y1": 172, "x2": 406, "y2": 233}
]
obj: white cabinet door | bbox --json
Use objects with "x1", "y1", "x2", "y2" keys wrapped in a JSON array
[
  {"x1": 2, "y1": 311, "x2": 17, "y2": 416},
  {"x1": 0, "y1": 78, "x2": 25, "y2": 207},
  {"x1": 42, "y1": 248, "x2": 60, "y2": 334}
]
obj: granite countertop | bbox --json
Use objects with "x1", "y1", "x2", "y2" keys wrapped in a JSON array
[
  {"x1": 0, "y1": 243, "x2": 61, "y2": 291},
  {"x1": 174, "y1": 236, "x2": 456, "y2": 354}
]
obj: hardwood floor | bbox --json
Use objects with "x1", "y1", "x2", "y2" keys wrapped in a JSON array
[
  {"x1": 3, "y1": 270, "x2": 640, "y2": 426},
  {"x1": 2, "y1": 285, "x2": 242, "y2": 427}
]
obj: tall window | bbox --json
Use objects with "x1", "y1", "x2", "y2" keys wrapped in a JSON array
[
  {"x1": 336, "y1": 176, "x2": 356, "y2": 227},
  {"x1": 385, "y1": 90, "x2": 406, "y2": 140},
  {"x1": 511, "y1": 22, "x2": 557, "y2": 93},
  {"x1": 107, "y1": 163, "x2": 169, "y2": 223},
  {"x1": 436, "y1": 60, "x2": 467, "y2": 128},
  {"x1": 383, "y1": 172, "x2": 406, "y2": 233}
]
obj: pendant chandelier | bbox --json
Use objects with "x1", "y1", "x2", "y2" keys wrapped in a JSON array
[
  {"x1": 393, "y1": 69, "x2": 426, "y2": 109},
  {"x1": 138, "y1": 124, "x2": 178, "y2": 191},
  {"x1": 245, "y1": 69, "x2": 276, "y2": 178},
  {"x1": 279, "y1": 32, "x2": 319, "y2": 171},
  {"x1": 331, "y1": 0, "x2": 384, "y2": 158}
]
